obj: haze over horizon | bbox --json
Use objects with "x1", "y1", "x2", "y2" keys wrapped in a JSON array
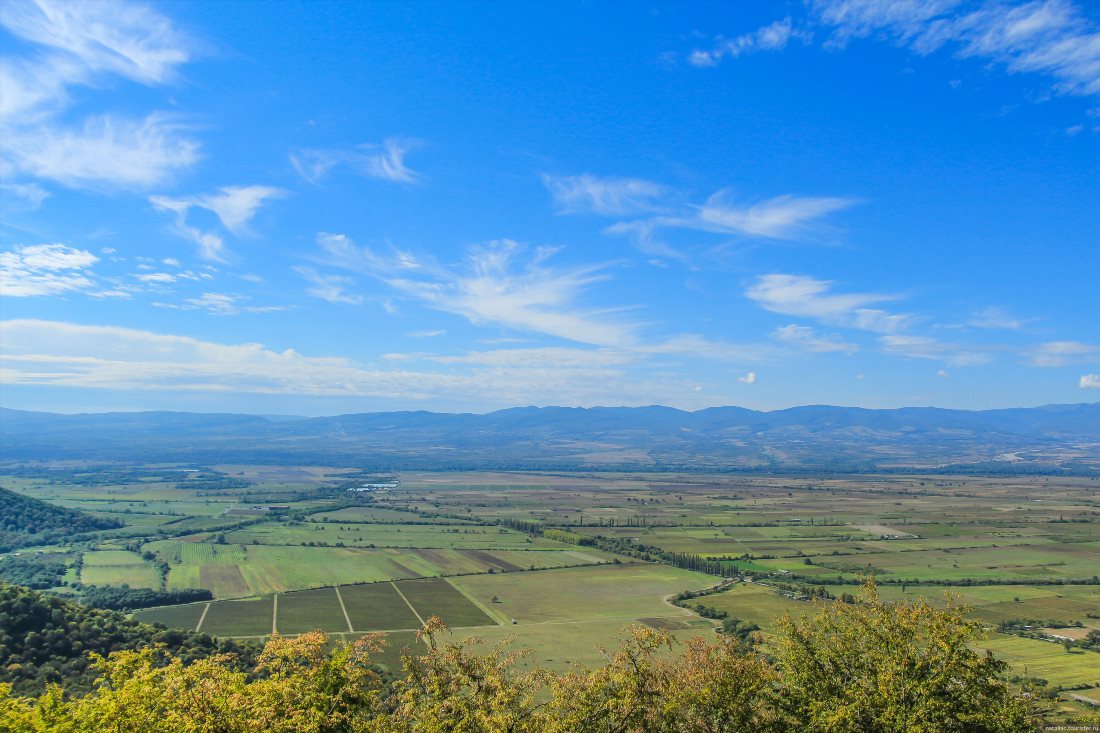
[
  {"x1": 2, "y1": 0, "x2": 1098, "y2": 416},
  {"x1": 4, "y1": 400, "x2": 1100, "y2": 420}
]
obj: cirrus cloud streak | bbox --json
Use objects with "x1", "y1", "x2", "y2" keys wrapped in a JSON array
[
  {"x1": 0, "y1": 320, "x2": 744, "y2": 408},
  {"x1": 0, "y1": 0, "x2": 200, "y2": 190}
]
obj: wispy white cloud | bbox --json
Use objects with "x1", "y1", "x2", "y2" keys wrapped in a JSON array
[
  {"x1": 1081, "y1": 373, "x2": 1100, "y2": 389},
  {"x1": 410, "y1": 346, "x2": 635, "y2": 369},
  {"x1": 5, "y1": 243, "x2": 98, "y2": 271},
  {"x1": 812, "y1": 0, "x2": 959, "y2": 47},
  {"x1": 693, "y1": 190, "x2": 858, "y2": 239},
  {"x1": 603, "y1": 220, "x2": 688, "y2": 261},
  {"x1": 0, "y1": 0, "x2": 191, "y2": 85},
  {"x1": 879, "y1": 334, "x2": 993, "y2": 366},
  {"x1": 149, "y1": 196, "x2": 224, "y2": 261},
  {"x1": 313, "y1": 232, "x2": 399, "y2": 273},
  {"x1": 0, "y1": 181, "x2": 50, "y2": 210},
  {"x1": 477, "y1": 337, "x2": 530, "y2": 345},
  {"x1": 290, "y1": 152, "x2": 339, "y2": 184},
  {"x1": 738, "y1": 371, "x2": 758, "y2": 384},
  {"x1": 635, "y1": 334, "x2": 775, "y2": 363},
  {"x1": 772, "y1": 324, "x2": 857, "y2": 353},
  {"x1": 361, "y1": 138, "x2": 420, "y2": 182},
  {"x1": 88, "y1": 289, "x2": 132, "y2": 300},
  {"x1": 0, "y1": 54, "x2": 79, "y2": 124},
  {"x1": 1027, "y1": 340, "x2": 1099, "y2": 366},
  {"x1": 566, "y1": 178, "x2": 858, "y2": 258},
  {"x1": 316, "y1": 233, "x2": 778, "y2": 366},
  {"x1": 543, "y1": 174, "x2": 670, "y2": 216},
  {"x1": 0, "y1": 319, "x2": 425, "y2": 396},
  {"x1": 0, "y1": 0, "x2": 199, "y2": 189},
  {"x1": 319, "y1": 235, "x2": 639, "y2": 347},
  {"x1": 967, "y1": 305, "x2": 1030, "y2": 330},
  {"x1": 0, "y1": 243, "x2": 98, "y2": 296},
  {"x1": 689, "y1": 18, "x2": 809, "y2": 67},
  {"x1": 388, "y1": 243, "x2": 637, "y2": 347},
  {"x1": 160, "y1": 293, "x2": 234, "y2": 315},
  {"x1": 153, "y1": 292, "x2": 289, "y2": 316},
  {"x1": 0, "y1": 320, "x2": 719, "y2": 408},
  {"x1": 5, "y1": 113, "x2": 200, "y2": 190},
  {"x1": 193, "y1": 186, "x2": 286, "y2": 235},
  {"x1": 294, "y1": 267, "x2": 364, "y2": 305},
  {"x1": 291, "y1": 138, "x2": 421, "y2": 184},
  {"x1": 152, "y1": 185, "x2": 284, "y2": 235},
  {"x1": 408, "y1": 329, "x2": 446, "y2": 338},
  {"x1": 813, "y1": 0, "x2": 1100, "y2": 98},
  {"x1": 150, "y1": 185, "x2": 284, "y2": 261},
  {"x1": 135, "y1": 272, "x2": 176, "y2": 283},
  {"x1": 850, "y1": 309, "x2": 911, "y2": 333},
  {"x1": 379, "y1": 343, "x2": 756, "y2": 406},
  {"x1": 623, "y1": 191, "x2": 858, "y2": 259},
  {"x1": 745, "y1": 273, "x2": 909, "y2": 332}
]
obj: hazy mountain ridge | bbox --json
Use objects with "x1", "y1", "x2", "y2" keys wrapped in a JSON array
[{"x1": 1, "y1": 404, "x2": 1098, "y2": 473}]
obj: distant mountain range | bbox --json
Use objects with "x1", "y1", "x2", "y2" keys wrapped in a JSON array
[{"x1": 1, "y1": 403, "x2": 1098, "y2": 474}]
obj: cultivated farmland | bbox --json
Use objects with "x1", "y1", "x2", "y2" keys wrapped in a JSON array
[
  {"x1": 6, "y1": 466, "x2": 1099, "y2": 711},
  {"x1": 80, "y1": 550, "x2": 160, "y2": 589}
]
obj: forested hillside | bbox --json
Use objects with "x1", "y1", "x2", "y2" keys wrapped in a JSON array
[
  {"x1": 0, "y1": 487, "x2": 122, "y2": 552},
  {"x1": 0, "y1": 583, "x2": 258, "y2": 696}
]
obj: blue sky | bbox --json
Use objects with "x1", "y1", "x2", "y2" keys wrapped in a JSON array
[{"x1": 1, "y1": 0, "x2": 1097, "y2": 415}]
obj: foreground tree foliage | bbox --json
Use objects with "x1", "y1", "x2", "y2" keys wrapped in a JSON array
[
  {"x1": 770, "y1": 584, "x2": 1038, "y2": 733},
  {"x1": 0, "y1": 582, "x2": 1056, "y2": 732}
]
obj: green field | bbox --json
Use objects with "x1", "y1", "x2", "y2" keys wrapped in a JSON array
[
  {"x1": 276, "y1": 587, "x2": 349, "y2": 634},
  {"x1": 462, "y1": 617, "x2": 718, "y2": 673},
  {"x1": 876, "y1": 584, "x2": 1100, "y2": 625},
  {"x1": 449, "y1": 563, "x2": 715, "y2": 624},
  {"x1": 340, "y1": 582, "x2": 423, "y2": 631},
  {"x1": 80, "y1": 550, "x2": 160, "y2": 589},
  {"x1": 687, "y1": 581, "x2": 812, "y2": 631},
  {"x1": 133, "y1": 602, "x2": 208, "y2": 631},
  {"x1": 222, "y1": 521, "x2": 563, "y2": 550},
  {"x1": 145, "y1": 539, "x2": 612, "y2": 598},
  {"x1": 307, "y1": 506, "x2": 479, "y2": 524},
  {"x1": 978, "y1": 635, "x2": 1100, "y2": 688},
  {"x1": 139, "y1": 576, "x2": 498, "y2": 636},
  {"x1": 135, "y1": 562, "x2": 713, "y2": 644},
  {"x1": 200, "y1": 596, "x2": 273, "y2": 637},
  {"x1": 394, "y1": 577, "x2": 495, "y2": 628}
]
